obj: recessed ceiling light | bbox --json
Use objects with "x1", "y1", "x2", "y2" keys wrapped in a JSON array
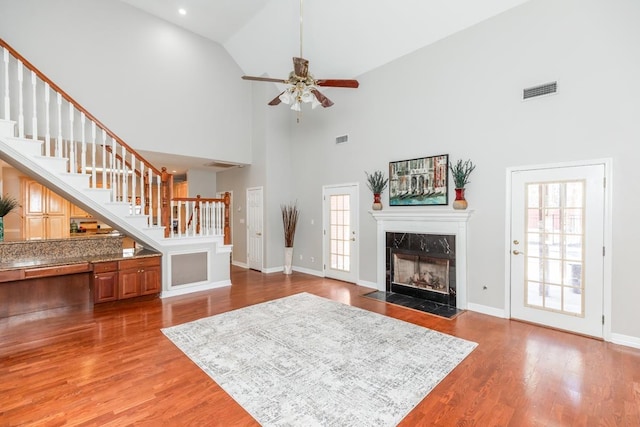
[{"x1": 178, "y1": 8, "x2": 187, "y2": 16}]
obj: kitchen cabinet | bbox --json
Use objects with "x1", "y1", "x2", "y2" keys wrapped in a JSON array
[
  {"x1": 70, "y1": 204, "x2": 93, "y2": 218},
  {"x1": 22, "y1": 179, "x2": 70, "y2": 240},
  {"x1": 92, "y1": 261, "x2": 118, "y2": 303},
  {"x1": 118, "y1": 257, "x2": 161, "y2": 299}
]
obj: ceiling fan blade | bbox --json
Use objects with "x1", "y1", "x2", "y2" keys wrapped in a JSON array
[
  {"x1": 293, "y1": 57, "x2": 309, "y2": 78},
  {"x1": 242, "y1": 75, "x2": 287, "y2": 84},
  {"x1": 311, "y1": 89, "x2": 334, "y2": 108},
  {"x1": 316, "y1": 79, "x2": 360, "y2": 88},
  {"x1": 268, "y1": 92, "x2": 284, "y2": 106}
]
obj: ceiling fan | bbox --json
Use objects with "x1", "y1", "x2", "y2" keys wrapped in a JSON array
[{"x1": 241, "y1": 0, "x2": 359, "y2": 111}]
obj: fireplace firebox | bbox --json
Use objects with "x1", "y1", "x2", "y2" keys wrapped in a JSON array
[{"x1": 386, "y1": 233, "x2": 456, "y2": 307}]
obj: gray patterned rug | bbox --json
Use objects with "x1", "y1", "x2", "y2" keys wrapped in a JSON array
[{"x1": 162, "y1": 292, "x2": 477, "y2": 426}]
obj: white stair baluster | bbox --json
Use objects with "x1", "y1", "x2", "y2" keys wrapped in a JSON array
[
  {"x1": 121, "y1": 145, "x2": 128, "y2": 207},
  {"x1": 110, "y1": 137, "x2": 116, "y2": 201},
  {"x1": 130, "y1": 152, "x2": 137, "y2": 216},
  {"x1": 156, "y1": 173, "x2": 161, "y2": 229},
  {"x1": 44, "y1": 83, "x2": 50, "y2": 156},
  {"x1": 156, "y1": 175, "x2": 161, "y2": 228},
  {"x1": 170, "y1": 200, "x2": 175, "y2": 237},
  {"x1": 177, "y1": 201, "x2": 182, "y2": 237},
  {"x1": 139, "y1": 162, "x2": 145, "y2": 221},
  {"x1": 68, "y1": 104, "x2": 75, "y2": 173},
  {"x1": 91, "y1": 122, "x2": 97, "y2": 187},
  {"x1": 3, "y1": 48, "x2": 9, "y2": 121},
  {"x1": 80, "y1": 113, "x2": 87, "y2": 176},
  {"x1": 31, "y1": 71, "x2": 37, "y2": 141},
  {"x1": 17, "y1": 61, "x2": 24, "y2": 138},
  {"x1": 56, "y1": 93, "x2": 62, "y2": 157},
  {"x1": 101, "y1": 130, "x2": 107, "y2": 191}
]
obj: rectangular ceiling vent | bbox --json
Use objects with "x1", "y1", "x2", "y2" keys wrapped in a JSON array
[
  {"x1": 335, "y1": 134, "x2": 349, "y2": 144},
  {"x1": 523, "y1": 81, "x2": 557, "y2": 100},
  {"x1": 205, "y1": 161, "x2": 236, "y2": 169}
]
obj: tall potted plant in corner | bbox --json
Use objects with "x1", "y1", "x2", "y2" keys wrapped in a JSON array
[
  {"x1": 281, "y1": 202, "x2": 299, "y2": 275},
  {"x1": 365, "y1": 170, "x2": 389, "y2": 210},
  {"x1": 0, "y1": 195, "x2": 18, "y2": 242},
  {"x1": 449, "y1": 159, "x2": 476, "y2": 210}
]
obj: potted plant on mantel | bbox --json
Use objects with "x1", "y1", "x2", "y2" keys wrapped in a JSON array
[
  {"x1": 365, "y1": 170, "x2": 389, "y2": 211},
  {"x1": 281, "y1": 202, "x2": 299, "y2": 275},
  {"x1": 0, "y1": 195, "x2": 18, "y2": 242},
  {"x1": 449, "y1": 159, "x2": 476, "y2": 210}
]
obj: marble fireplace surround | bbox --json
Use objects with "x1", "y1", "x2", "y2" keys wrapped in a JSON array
[{"x1": 370, "y1": 209, "x2": 473, "y2": 309}]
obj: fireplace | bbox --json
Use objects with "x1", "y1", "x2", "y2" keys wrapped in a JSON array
[
  {"x1": 387, "y1": 233, "x2": 457, "y2": 307},
  {"x1": 370, "y1": 210, "x2": 472, "y2": 309}
]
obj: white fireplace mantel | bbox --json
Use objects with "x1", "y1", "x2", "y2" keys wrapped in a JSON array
[{"x1": 370, "y1": 209, "x2": 473, "y2": 309}]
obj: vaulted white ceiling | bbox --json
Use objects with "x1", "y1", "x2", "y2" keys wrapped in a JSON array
[{"x1": 120, "y1": 0, "x2": 532, "y2": 81}]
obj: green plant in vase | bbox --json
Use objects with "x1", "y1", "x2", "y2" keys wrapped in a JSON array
[
  {"x1": 0, "y1": 195, "x2": 19, "y2": 242},
  {"x1": 365, "y1": 170, "x2": 389, "y2": 210},
  {"x1": 448, "y1": 159, "x2": 476, "y2": 210}
]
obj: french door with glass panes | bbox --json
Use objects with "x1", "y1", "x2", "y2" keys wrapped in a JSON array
[
  {"x1": 323, "y1": 184, "x2": 358, "y2": 283},
  {"x1": 509, "y1": 164, "x2": 605, "y2": 338}
]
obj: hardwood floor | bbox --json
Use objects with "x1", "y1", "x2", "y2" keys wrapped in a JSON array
[{"x1": 1, "y1": 266, "x2": 639, "y2": 426}]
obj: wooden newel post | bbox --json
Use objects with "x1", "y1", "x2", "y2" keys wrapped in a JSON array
[
  {"x1": 161, "y1": 167, "x2": 171, "y2": 238},
  {"x1": 195, "y1": 195, "x2": 201, "y2": 235},
  {"x1": 223, "y1": 191, "x2": 231, "y2": 245}
]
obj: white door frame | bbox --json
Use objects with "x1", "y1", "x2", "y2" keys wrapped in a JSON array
[
  {"x1": 322, "y1": 183, "x2": 359, "y2": 284},
  {"x1": 504, "y1": 158, "x2": 613, "y2": 341},
  {"x1": 246, "y1": 186, "x2": 264, "y2": 272}
]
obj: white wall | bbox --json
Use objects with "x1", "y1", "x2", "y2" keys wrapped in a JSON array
[
  {"x1": 278, "y1": 0, "x2": 639, "y2": 338},
  {"x1": 0, "y1": 0, "x2": 252, "y2": 165}
]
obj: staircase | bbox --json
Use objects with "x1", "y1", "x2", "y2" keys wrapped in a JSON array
[{"x1": 0, "y1": 39, "x2": 232, "y2": 297}]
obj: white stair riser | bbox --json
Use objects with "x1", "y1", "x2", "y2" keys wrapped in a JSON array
[
  {"x1": 59, "y1": 173, "x2": 90, "y2": 189},
  {"x1": 124, "y1": 215, "x2": 150, "y2": 229},
  {"x1": 0, "y1": 120, "x2": 16, "y2": 138},
  {"x1": 103, "y1": 202, "x2": 131, "y2": 217},
  {"x1": 32, "y1": 156, "x2": 68, "y2": 173},
  {"x1": 81, "y1": 188, "x2": 112, "y2": 204},
  {"x1": 4, "y1": 137, "x2": 42, "y2": 157}
]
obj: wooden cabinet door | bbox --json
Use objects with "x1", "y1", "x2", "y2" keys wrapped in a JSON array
[
  {"x1": 23, "y1": 179, "x2": 70, "y2": 239},
  {"x1": 47, "y1": 215, "x2": 69, "y2": 239},
  {"x1": 71, "y1": 204, "x2": 91, "y2": 218},
  {"x1": 24, "y1": 180, "x2": 45, "y2": 215},
  {"x1": 140, "y1": 266, "x2": 161, "y2": 295},
  {"x1": 24, "y1": 216, "x2": 46, "y2": 240},
  {"x1": 118, "y1": 269, "x2": 140, "y2": 299},
  {"x1": 94, "y1": 271, "x2": 118, "y2": 303},
  {"x1": 46, "y1": 190, "x2": 67, "y2": 216}
]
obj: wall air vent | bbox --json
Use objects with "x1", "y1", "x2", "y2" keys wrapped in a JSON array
[
  {"x1": 523, "y1": 82, "x2": 557, "y2": 100},
  {"x1": 335, "y1": 134, "x2": 349, "y2": 144}
]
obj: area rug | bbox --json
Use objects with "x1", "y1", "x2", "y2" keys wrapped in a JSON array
[{"x1": 162, "y1": 292, "x2": 477, "y2": 426}]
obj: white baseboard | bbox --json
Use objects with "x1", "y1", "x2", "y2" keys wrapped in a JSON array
[
  {"x1": 232, "y1": 260, "x2": 248, "y2": 269},
  {"x1": 467, "y1": 302, "x2": 507, "y2": 318},
  {"x1": 610, "y1": 333, "x2": 640, "y2": 349},
  {"x1": 293, "y1": 266, "x2": 324, "y2": 277},
  {"x1": 357, "y1": 279, "x2": 378, "y2": 290},
  {"x1": 161, "y1": 279, "x2": 231, "y2": 298}
]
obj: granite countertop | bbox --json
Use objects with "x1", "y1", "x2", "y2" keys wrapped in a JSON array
[{"x1": 0, "y1": 248, "x2": 161, "y2": 272}]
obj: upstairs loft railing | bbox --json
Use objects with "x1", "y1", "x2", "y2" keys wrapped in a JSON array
[
  {"x1": 170, "y1": 193, "x2": 231, "y2": 244},
  {"x1": 0, "y1": 38, "x2": 230, "y2": 242}
]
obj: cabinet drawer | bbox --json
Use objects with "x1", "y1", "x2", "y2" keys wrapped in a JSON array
[
  {"x1": 0, "y1": 269, "x2": 25, "y2": 283},
  {"x1": 119, "y1": 257, "x2": 160, "y2": 271},
  {"x1": 24, "y1": 263, "x2": 91, "y2": 279},
  {"x1": 93, "y1": 261, "x2": 118, "y2": 273}
]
